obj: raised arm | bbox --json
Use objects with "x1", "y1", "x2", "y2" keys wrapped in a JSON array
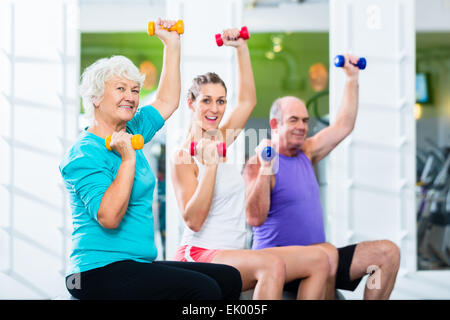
[
  {"x1": 219, "y1": 29, "x2": 257, "y2": 144},
  {"x1": 151, "y1": 18, "x2": 181, "y2": 120},
  {"x1": 302, "y1": 54, "x2": 360, "y2": 165}
]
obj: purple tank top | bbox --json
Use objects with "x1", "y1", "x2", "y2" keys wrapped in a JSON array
[{"x1": 252, "y1": 151, "x2": 325, "y2": 249}]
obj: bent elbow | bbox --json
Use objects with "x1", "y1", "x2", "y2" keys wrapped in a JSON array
[
  {"x1": 187, "y1": 223, "x2": 201, "y2": 233},
  {"x1": 247, "y1": 217, "x2": 264, "y2": 227},
  {"x1": 186, "y1": 219, "x2": 203, "y2": 233},
  {"x1": 246, "y1": 212, "x2": 266, "y2": 227},
  {"x1": 97, "y1": 212, "x2": 120, "y2": 230},
  {"x1": 183, "y1": 211, "x2": 204, "y2": 233},
  {"x1": 98, "y1": 219, "x2": 120, "y2": 230}
]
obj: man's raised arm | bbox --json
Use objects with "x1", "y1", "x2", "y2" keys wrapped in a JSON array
[{"x1": 303, "y1": 54, "x2": 360, "y2": 165}]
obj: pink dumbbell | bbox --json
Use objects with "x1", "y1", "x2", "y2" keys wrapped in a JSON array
[
  {"x1": 190, "y1": 141, "x2": 227, "y2": 157},
  {"x1": 215, "y1": 26, "x2": 250, "y2": 47}
]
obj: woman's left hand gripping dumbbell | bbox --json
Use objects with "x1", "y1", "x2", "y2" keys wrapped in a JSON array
[{"x1": 106, "y1": 132, "x2": 141, "y2": 161}]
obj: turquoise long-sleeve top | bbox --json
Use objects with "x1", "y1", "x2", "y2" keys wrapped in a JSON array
[{"x1": 59, "y1": 105, "x2": 164, "y2": 275}]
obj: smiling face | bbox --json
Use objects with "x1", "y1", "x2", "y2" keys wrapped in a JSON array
[
  {"x1": 188, "y1": 83, "x2": 227, "y2": 132},
  {"x1": 272, "y1": 97, "x2": 309, "y2": 150},
  {"x1": 94, "y1": 76, "x2": 140, "y2": 125}
]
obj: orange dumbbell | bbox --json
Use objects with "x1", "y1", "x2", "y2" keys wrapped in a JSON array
[
  {"x1": 105, "y1": 134, "x2": 144, "y2": 151},
  {"x1": 148, "y1": 20, "x2": 184, "y2": 36}
]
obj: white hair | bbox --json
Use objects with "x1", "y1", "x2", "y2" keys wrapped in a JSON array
[
  {"x1": 269, "y1": 96, "x2": 305, "y2": 123},
  {"x1": 269, "y1": 97, "x2": 283, "y2": 122},
  {"x1": 79, "y1": 55, "x2": 146, "y2": 120}
]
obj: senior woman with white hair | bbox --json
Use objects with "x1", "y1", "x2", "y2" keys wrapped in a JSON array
[{"x1": 59, "y1": 19, "x2": 242, "y2": 300}]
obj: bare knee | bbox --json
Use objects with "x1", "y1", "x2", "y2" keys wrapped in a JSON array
[
  {"x1": 257, "y1": 254, "x2": 286, "y2": 283},
  {"x1": 317, "y1": 243, "x2": 338, "y2": 277},
  {"x1": 270, "y1": 255, "x2": 286, "y2": 282},
  {"x1": 378, "y1": 240, "x2": 401, "y2": 271},
  {"x1": 315, "y1": 249, "x2": 331, "y2": 276}
]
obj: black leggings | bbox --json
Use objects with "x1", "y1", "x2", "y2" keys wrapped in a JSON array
[{"x1": 66, "y1": 260, "x2": 242, "y2": 300}]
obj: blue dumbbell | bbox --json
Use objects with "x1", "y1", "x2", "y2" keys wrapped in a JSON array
[
  {"x1": 261, "y1": 146, "x2": 276, "y2": 162},
  {"x1": 334, "y1": 55, "x2": 366, "y2": 70}
]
